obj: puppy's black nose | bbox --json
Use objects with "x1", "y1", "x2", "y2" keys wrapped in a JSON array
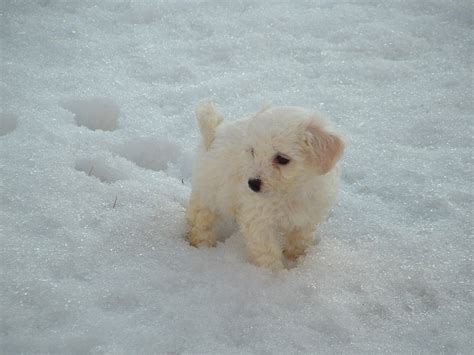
[{"x1": 248, "y1": 178, "x2": 262, "y2": 192}]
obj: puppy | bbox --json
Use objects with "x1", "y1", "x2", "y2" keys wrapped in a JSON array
[{"x1": 187, "y1": 103, "x2": 345, "y2": 270}]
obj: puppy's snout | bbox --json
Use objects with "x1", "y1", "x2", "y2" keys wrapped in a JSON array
[{"x1": 248, "y1": 178, "x2": 262, "y2": 192}]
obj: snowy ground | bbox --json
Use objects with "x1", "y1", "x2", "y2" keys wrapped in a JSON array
[{"x1": 1, "y1": 1, "x2": 472, "y2": 353}]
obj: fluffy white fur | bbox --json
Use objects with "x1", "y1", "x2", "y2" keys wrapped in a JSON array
[{"x1": 187, "y1": 103, "x2": 345, "y2": 270}]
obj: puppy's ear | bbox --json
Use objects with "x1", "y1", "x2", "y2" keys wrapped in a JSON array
[{"x1": 303, "y1": 121, "x2": 345, "y2": 174}]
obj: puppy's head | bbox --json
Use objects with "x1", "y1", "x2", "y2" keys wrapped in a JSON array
[{"x1": 243, "y1": 107, "x2": 345, "y2": 194}]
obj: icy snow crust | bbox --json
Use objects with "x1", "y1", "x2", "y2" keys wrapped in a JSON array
[{"x1": 0, "y1": 1, "x2": 472, "y2": 353}]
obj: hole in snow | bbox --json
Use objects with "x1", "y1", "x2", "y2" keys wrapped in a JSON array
[
  {"x1": 126, "y1": 4, "x2": 163, "y2": 24},
  {"x1": 75, "y1": 158, "x2": 125, "y2": 183},
  {"x1": 0, "y1": 113, "x2": 18, "y2": 136},
  {"x1": 60, "y1": 97, "x2": 119, "y2": 131},
  {"x1": 116, "y1": 137, "x2": 181, "y2": 172},
  {"x1": 98, "y1": 293, "x2": 140, "y2": 313}
]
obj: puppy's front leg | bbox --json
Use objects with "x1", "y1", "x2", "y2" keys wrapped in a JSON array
[
  {"x1": 187, "y1": 194, "x2": 218, "y2": 247},
  {"x1": 238, "y1": 215, "x2": 284, "y2": 270},
  {"x1": 283, "y1": 227, "x2": 315, "y2": 261}
]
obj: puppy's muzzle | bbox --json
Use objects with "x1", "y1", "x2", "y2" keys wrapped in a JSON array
[{"x1": 248, "y1": 178, "x2": 262, "y2": 192}]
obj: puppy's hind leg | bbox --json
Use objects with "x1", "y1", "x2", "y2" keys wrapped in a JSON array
[{"x1": 186, "y1": 194, "x2": 218, "y2": 247}]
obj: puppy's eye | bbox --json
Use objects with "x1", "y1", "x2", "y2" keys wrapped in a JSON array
[
  {"x1": 249, "y1": 148, "x2": 255, "y2": 157},
  {"x1": 275, "y1": 155, "x2": 290, "y2": 165}
]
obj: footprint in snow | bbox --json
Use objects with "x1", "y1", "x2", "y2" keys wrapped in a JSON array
[
  {"x1": 75, "y1": 157, "x2": 126, "y2": 183},
  {"x1": 0, "y1": 113, "x2": 18, "y2": 136},
  {"x1": 60, "y1": 97, "x2": 120, "y2": 131},
  {"x1": 115, "y1": 137, "x2": 181, "y2": 172}
]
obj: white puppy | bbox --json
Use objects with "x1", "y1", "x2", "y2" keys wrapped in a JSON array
[{"x1": 187, "y1": 103, "x2": 345, "y2": 270}]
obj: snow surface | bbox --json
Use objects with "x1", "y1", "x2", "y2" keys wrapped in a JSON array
[{"x1": 1, "y1": 0, "x2": 472, "y2": 353}]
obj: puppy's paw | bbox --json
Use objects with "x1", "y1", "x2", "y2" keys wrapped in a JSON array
[
  {"x1": 188, "y1": 230, "x2": 217, "y2": 248},
  {"x1": 251, "y1": 253, "x2": 285, "y2": 271},
  {"x1": 283, "y1": 228, "x2": 313, "y2": 261},
  {"x1": 283, "y1": 246, "x2": 307, "y2": 261}
]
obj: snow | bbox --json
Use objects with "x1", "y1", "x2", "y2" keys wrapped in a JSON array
[{"x1": 1, "y1": 0, "x2": 472, "y2": 353}]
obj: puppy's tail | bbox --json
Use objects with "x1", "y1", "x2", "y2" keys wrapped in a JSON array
[{"x1": 196, "y1": 102, "x2": 224, "y2": 151}]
